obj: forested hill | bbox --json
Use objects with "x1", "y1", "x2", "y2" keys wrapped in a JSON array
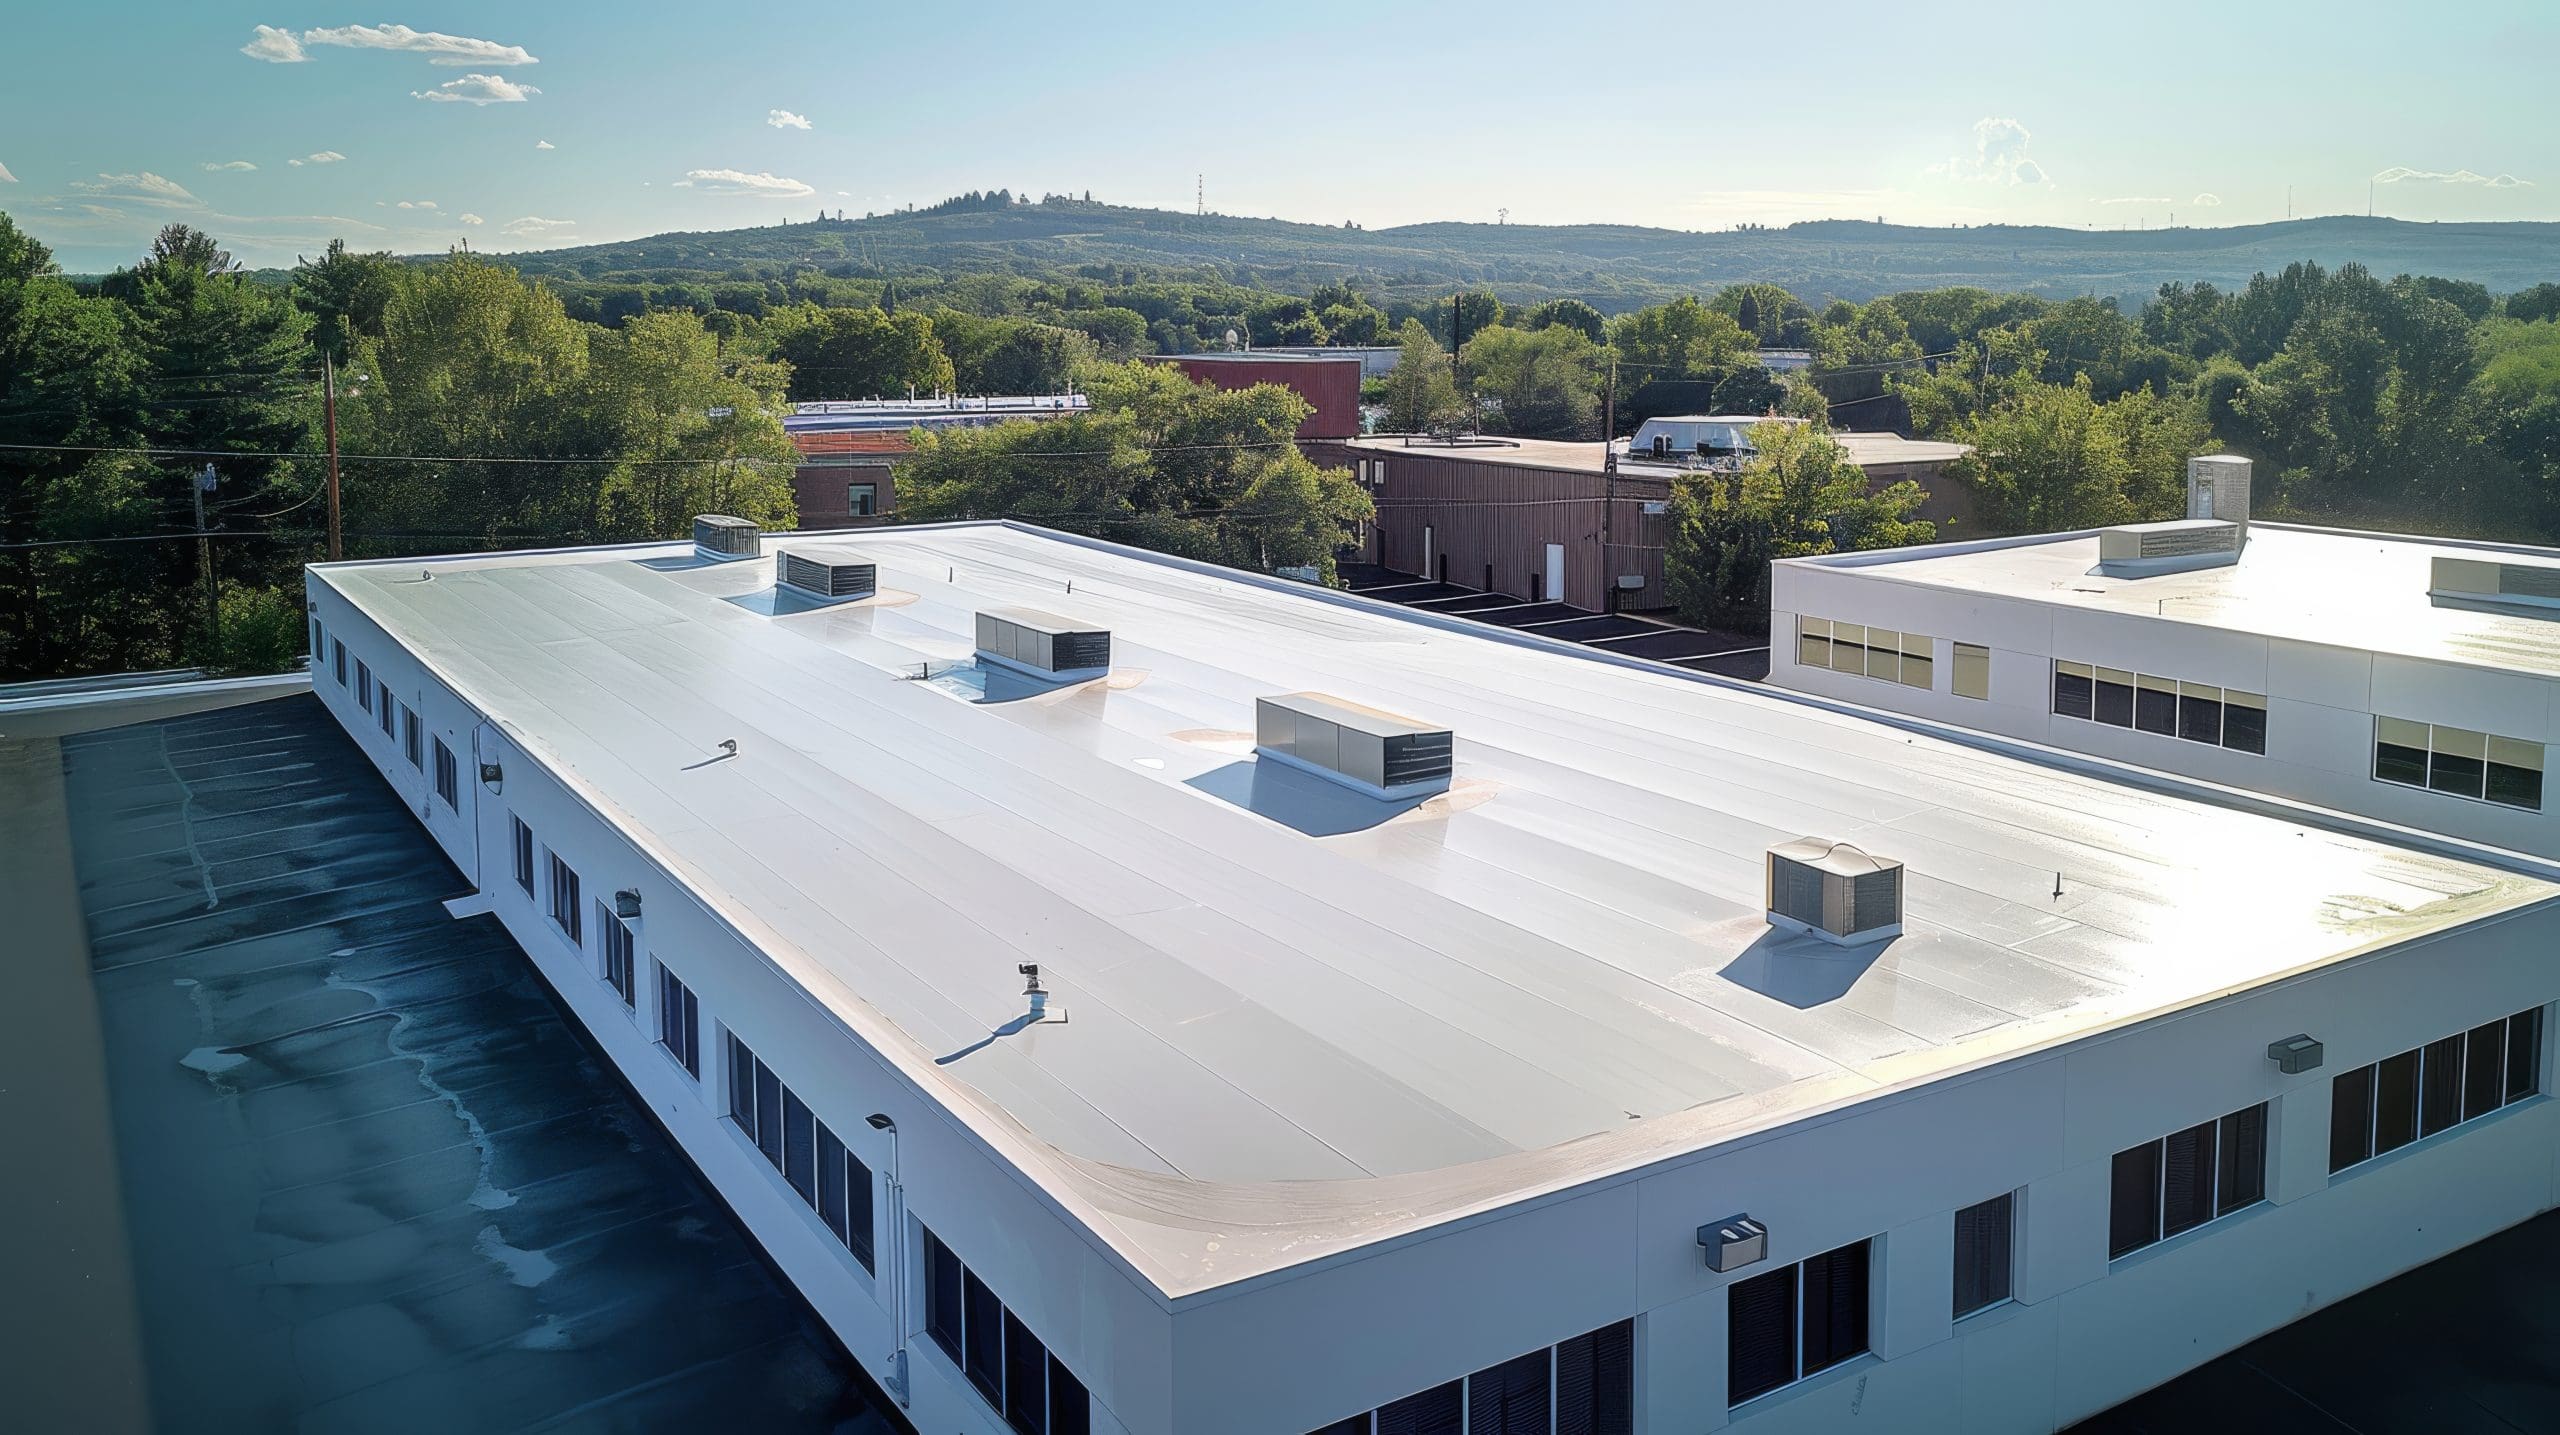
[{"x1": 489, "y1": 199, "x2": 2560, "y2": 307}]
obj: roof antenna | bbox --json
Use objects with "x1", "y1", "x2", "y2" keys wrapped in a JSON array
[
  {"x1": 2052, "y1": 871, "x2": 2064, "y2": 901},
  {"x1": 720, "y1": 738, "x2": 738, "y2": 759},
  {"x1": 1018, "y1": 963, "x2": 1067, "y2": 1024},
  {"x1": 1066, "y1": 579, "x2": 1073, "y2": 594}
]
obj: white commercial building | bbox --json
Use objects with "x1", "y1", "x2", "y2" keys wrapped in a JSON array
[
  {"x1": 308, "y1": 518, "x2": 2560, "y2": 1435},
  {"x1": 1770, "y1": 456, "x2": 2560, "y2": 862}
]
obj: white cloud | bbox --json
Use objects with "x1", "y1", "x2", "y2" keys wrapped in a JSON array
[
  {"x1": 414, "y1": 73, "x2": 541, "y2": 105},
  {"x1": 395, "y1": 200, "x2": 438, "y2": 209},
  {"x1": 2192, "y1": 192, "x2": 2223, "y2": 207},
  {"x1": 1931, "y1": 117, "x2": 2047, "y2": 185},
  {"x1": 2092, "y1": 196, "x2": 2171, "y2": 206},
  {"x1": 535, "y1": 140, "x2": 555, "y2": 150},
  {"x1": 302, "y1": 24, "x2": 537, "y2": 66},
  {"x1": 835, "y1": 190, "x2": 852, "y2": 197},
  {"x1": 286, "y1": 150, "x2": 347, "y2": 167},
  {"x1": 72, "y1": 171, "x2": 201, "y2": 207},
  {"x1": 202, "y1": 160, "x2": 259, "y2": 172},
  {"x1": 675, "y1": 168, "x2": 814, "y2": 198},
  {"x1": 500, "y1": 215, "x2": 575, "y2": 237},
  {"x1": 766, "y1": 109, "x2": 813, "y2": 131},
  {"x1": 2373, "y1": 166, "x2": 2533, "y2": 189},
  {"x1": 0, "y1": 162, "x2": 17, "y2": 184},
  {"x1": 459, "y1": 212, "x2": 485, "y2": 225},
  {"x1": 240, "y1": 25, "x2": 307, "y2": 63}
]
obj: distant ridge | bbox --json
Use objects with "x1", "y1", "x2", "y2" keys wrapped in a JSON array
[{"x1": 482, "y1": 199, "x2": 2560, "y2": 306}]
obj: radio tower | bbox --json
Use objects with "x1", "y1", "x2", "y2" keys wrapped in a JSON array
[{"x1": 1196, "y1": 174, "x2": 1203, "y2": 216}]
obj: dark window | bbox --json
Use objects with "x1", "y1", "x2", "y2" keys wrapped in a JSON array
[
  {"x1": 2133, "y1": 677, "x2": 2177, "y2": 735},
  {"x1": 2160, "y1": 1120, "x2": 2217, "y2": 1238},
  {"x1": 1952, "y1": 1192, "x2": 2014, "y2": 1318},
  {"x1": 2176, "y1": 686, "x2": 2222, "y2": 744},
  {"x1": 332, "y1": 639, "x2": 346, "y2": 685},
  {"x1": 599, "y1": 909, "x2": 635, "y2": 1006},
  {"x1": 1799, "y1": 1240, "x2": 1870, "y2": 1379},
  {"x1": 310, "y1": 617, "x2": 323, "y2": 658},
  {"x1": 2421, "y1": 1033, "x2": 2466, "y2": 1137},
  {"x1": 2330, "y1": 1065, "x2": 2375, "y2": 1172},
  {"x1": 2222, "y1": 693, "x2": 2268, "y2": 754},
  {"x1": 783, "y1": 1089, "x2": 817, "y2": 1202},
  {"x1": 402, "y1": 706, "x2": 422, "y2": 768},
  {"x1": 2093, "y1": 669, "x2": 2135, "y2": 727},
  {"x1": 2487, "y1": 740, "x2": 2544, "y2": 811},
  {"x1": 815, "y1": 1124, "x2": 849, "y2": 1244},
  {"x1": 1727, "y1": 1263, "x2": 1797, "y2": 1405},
  {"x1": 2108, "y1": 1143, "x2": 2161, "y2": 1259},
  {"x1": 512, "y1": 818, "x2": 535, "y2": 896},
  {"x1": 846, "y1": 1148, "x2": 876, "y2": 1272},
  {"x1": 433, "y1": 739, "x2": 459, "y2": 809},
  {"x1": 755, "y1": 1059, "x2": 784, "y2": 1167},
  {"x1": 356, "y1": 660, "x2": 373, "y2": 713},
  {"x1": 2374, "y1": 1050, "x2": 2420, "y2": 1154},
  {"x1": 2217, "y1": 1104, "x2": 2267, "y2": 1212},
  {"x1": 1554, "y1": 1320, "x2": 1634, "y2": 1435},
  {"x1": 1004, "y1": 1310, "x2": 1047, "y2": 1434},
  {"x1": 924, "y1": 1229, "x2": 963, "y2": 1365},
  {"x1": 2374, "y1": 719, "x2": 2429, "y2": 787},
  {"x1": 2052, "y1": 662, "x2": 2093, "y2": 720},
  {"x1": 379, "y1": 693, "x2": 396, "y2": 738},
  {"x1": 547, "y1": 854, "x2": 581, "y2": 944},
  {"x1": 727, "y1": 1034, "x2": 757, "y2": 1128},
  {"x1": 1049, "y1": 1356, "x2": 1090, "y2": 1435},
  {"x1": 848, "y1": 482, "x2": 878, "y2": 517},
  {"x1": 1375, "y1": 1381, "x2": 1461, "y2": 1435},
  {"x1": 2429, "y1": 732, "x2": 2487, "y2": 799},
  {"x1": 2508, "y1": 1008, "x2": 2543, "y2": 1102},
  {"x1": 1466, "y1": 1349, "x2": 1549, "y2": 1435},
  {"x1": 2466, "y1": 1020, "x2": 2508, "y2": 1121},
  {"x1": 963, "y1": 1270, "x2": 1003, "y2": 1404},
  {"x1": 657, "y1": 964, "x2": 699, "y2": 1077}
]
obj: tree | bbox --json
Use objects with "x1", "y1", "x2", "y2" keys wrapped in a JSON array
[
  {"x1": 766, "y1": 304, "x2": 955, "y2": 401},
  {"x1": 1460, "y1": 324, "x2": 1602, "y2": 438},
  {"x1": 293, "y1": 239, "x2": 403, "y2": 364},
  {"x1": 935, "y1": 314, "x2": 1095, "y2": 394},
  {"x1": 1521, "y1": 298, "x2": 1606, "y2": 344},
  {"x1": 1378, "y1": 319, "x2": 1467, "y2": 432},
  {"x1": 1610, "y1": 296, "x2": 1749, "y2": 379},
  {"x1": 1948, "y1": 378, "x2": 2142, "y2": 533},
  {"x1": 582, "y1": 310, "x2": 799, "y2": 538},
  {"x1": 2510, "y1": 283, "x2": 2560, "y2": 325},
  {"x1": 1663, "y1": 421, "x2": 1933, "y2": 628}
]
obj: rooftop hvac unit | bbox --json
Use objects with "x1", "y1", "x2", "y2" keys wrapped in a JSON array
[
  {"x1": 1255, "y1": 692, "x2": 1454, "y2": 800},
  {"x1": 2187, "y1": 454, "x2": 2252, "y2": 541},
  {"x1": 975, "y1": 608, "x2": 1111, "y2": 681},
  {"x1": 693, "y1": 514, "x2": 762, "y2": 561},
  {"x1": 2431, "y1": 554, "x2": 2560, "y2": 611},
  {"x1": 1766, "y1": 837, "x2": 1903, "y2": 946},
  {"x1": 775, "y1": 546, "x2": 878, "y2": 602},
  {"x1": 2096, "y1": 518, "x2": 2240, "y2": 573}
]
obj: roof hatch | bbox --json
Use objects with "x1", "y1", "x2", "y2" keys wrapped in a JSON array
[
  {"x1": 1255, "y1": 692, "x2": 1454, "y2": 800},
  {"x1": 1766, "y1": 838, "x2": 1903, "y2": 946}
]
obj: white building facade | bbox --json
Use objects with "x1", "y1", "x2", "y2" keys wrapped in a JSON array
[{"x1": 308, "y1": 522, "x2": 2560, "y2": 1435}]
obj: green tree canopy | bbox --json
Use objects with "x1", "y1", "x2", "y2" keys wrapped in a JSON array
[
  {"x1": 1378, "y1": 318, "x2": 1468, "y2": 432},
  {"x1": 1460, "y1": 324, "x2": 1603, "y2": 439},
  {"x1": 1663, "y1": 421, "x2": 1934, "y2": 628},
  {"x1": 766, "y1": 304, "x2": 955, "y2": 401}
]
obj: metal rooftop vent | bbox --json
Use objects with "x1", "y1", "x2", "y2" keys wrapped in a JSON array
[
  {"x1": 2187, "y1": 454, "x2": 2252, "y2": 541},
  {"x1": 975, "y1": 608, "x2": 1111, "y2": 681},
  {"x1": 693, "y1": 514, "x2": 762, "y2": 561},
  {"x1": 775, "y1": 545, "x2": 878, "y2": 602},
  {"x1": 1255, "y1": 692, "x2": 1454, "y2": 800},
  {"x1": 2431, "y1": 555, "x2": 2560, "y2": 612},
  {"x1": 1766, "y1": 838, "x2": 1904, "y2": 946},
  {"x1": 2097, "y1": 518, "x2": 2240, "y2": 573}
]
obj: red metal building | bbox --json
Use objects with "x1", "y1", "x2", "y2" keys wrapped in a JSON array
[{"x1": 1156, "y1": 353, "x2": 1363, "y2": 441}]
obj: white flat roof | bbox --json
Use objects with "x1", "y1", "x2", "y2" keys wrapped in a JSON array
[
  {"x1": 319, "y1": 523, "x2": 2556, "y2": 1296},
  {"x1": 1799, "y1": 522, "x2": 2560, "y2": 680}
]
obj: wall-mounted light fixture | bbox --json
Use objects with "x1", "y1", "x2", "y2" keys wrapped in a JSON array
[
  {"x1": 2267, "y1": 1034, "x2": 2324, "y2": 1074},
  {"x1": 478, "y1": 760, "x2": 503, "y2": 794},
  {"x1": 1698, "y1": 1215, "x2": 1768, "y2": 1272},
  {"x1": 614, "y1": 889, "x2": 643, "y2": 920}
]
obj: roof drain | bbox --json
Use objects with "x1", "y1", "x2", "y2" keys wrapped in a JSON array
[
  {"x1": 775, "y1": 546, "x2": 879, "y2": 603},
  {"x1": 692, "y1": 514, "x2": 762, "y2": 561},
  {"x1": 1255, "y1": 693, "x2": 1454, "y2": 800},
  {"x1": 975, "y1": 608, "x2": 1111, "y2": 682},
  {"x1": 1766, "y1": 838, "x2": 1903, "y2": 946}
]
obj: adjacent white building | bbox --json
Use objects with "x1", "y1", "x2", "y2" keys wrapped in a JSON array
[
  {"x1": 1770, "y1": 457, "x2": 2560, "y2": 862},
  {"x1": 307, "y1": 518, "x2": 2560, "y2": 1435}
]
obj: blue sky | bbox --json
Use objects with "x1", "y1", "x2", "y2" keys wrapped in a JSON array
[{"x1": 3, "y1": 0, "x2": 2553, "y2": 272}]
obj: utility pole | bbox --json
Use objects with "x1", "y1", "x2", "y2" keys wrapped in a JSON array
[
  {"x1": 1600, "y1": 357, "x2": 1619, "y2": 615},
  {"x1": 193, "y1": 463, "x2": 220, "y2": 660},
  {"x1": 324, "y1": 352, "x2": 345, "y2": 562}
]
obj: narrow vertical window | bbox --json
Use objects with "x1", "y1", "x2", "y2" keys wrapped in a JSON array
[
  {"x1": 2374, "y1": 1050, "x2": 2421, "y2": 1154},
  {"x1": 2052, "y1": 660, "x2": 2093, "y2": 720},
  {"x1": 2464, "y1": 1020, "x2": 2508, "y2": 1121},
  {"x1": 2108, "y1": 1143, "x2": 2161, "y2": 1258},
  {"x1": 1952, "y1": 642, "x2": 1990, "y2": 700},
  {"x1": 1726, "y1": 1263, "x2": 1798, "y2": 1405},
  {"x1": 727, "y1": 1033, "x2": 758, "y2": 1130},
  {"x1": 2420, "y1": 1033, "x2": 2466, "y2": 1137},
  {"x1": 1798, "y1": 1239, "x2": 1870, "y2": 1378},
  {"x1": 656, "y1": 964, "x2": 699, "y2": 1078},
  {"x1": 845, "y1": 1149, "x2": 876, "y2": 1272},
  {"x1": 1797, "y1": 616, "x2": 1832, "y2": 670},
  {"x1": 816, "y1": 1124, "x2": 850, "y2": 1245},
  {"x1": 782, "y1": 1090, "x2": 817, "y2": 1203},
  {"x1": 2093, "y1": 667, "x2": 2136, "y2": 726},
  {"x1": 2507, "y1": 1008, "x2": 2543, "y2": 1103},
  {"x1": 511, "y1": 818, "x2": 534, "y2": 897},
  {"x1": 2330, "y1": 1065, "x2": 2376, "y2": 1172},
  {"x1": 962, "y1": 1269, "x2": 1003, "y2": 1403},
  {"x1": 2216, "y1": 1104, "x2": 2267, "y2": 1212},
  {"x1": 433, "y1": 739, "x2": 459, "y2": 810},
  {"x1": 1048, "y1": 1356, "x2": 1090, "y2": 1435},
  {"x1": 402, "y1": 706, "x2": 422, "y2": 768},
  {"x1": 2222, "y1": 690, "x2": 2268, "y2": 754},
  {"x1": 1465, "y1": 1348, "x2": 1550, "y2": 1435},
  {"x1": 1003, "y1": 1310, "x2": 1049, "y2": 1434},
  {"x1": 2159, "y1": 1119, "x2": 2217, "y2": 1238},
  {"x1": 1952, "y1": 1192, "x2": 2014, "y2": 1318},
  {"x1": 924, "y1": 1229, "x2": 963, "y2": 1364}
]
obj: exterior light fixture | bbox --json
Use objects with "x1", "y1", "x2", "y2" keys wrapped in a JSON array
[
  {"x1": 614, "y1": 889, "x2": 643, "y2": 920},
  {"x1": 478, "y1": 760, "x2": 503, "y2": 792},
  {"x1": 1698, "y1": 1214, "x2": 1768, "y2": 1272},
  {"x1": 2267, "y1": 1034, "x2": 2324, "y2": 1074}
]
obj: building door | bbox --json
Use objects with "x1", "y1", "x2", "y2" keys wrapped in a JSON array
[
  {"x1": 1422, "y1": 525, "x2": 1435, "y2": 581},
  {"x1": 1545, "y1": 544, "x2": 1566, "y2": 605}
]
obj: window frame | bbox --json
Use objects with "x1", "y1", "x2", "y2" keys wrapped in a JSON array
[
  {"x1": 433, "y1": 738, "x2": 459, "y2": 810},
  {"x1": 546, "y1": 851, "x2": 582, "y2": 946},
  {"x1": 655, "y1": 961, "x2": 700, "y2": 1078},
  {"x1": 2329, "y1": 1006, "x2": 2544, "y2": 1175},
  {"x1": 596, "y1": 902, "x2": 636, "y2": 1008},
  {"x1": 511, "y1": 817, "x2": 535, "y2": 897},
  {"x1": 1728, "y1": 1238, "x2": 1872, "y2": 1407},
  {"x1": 1951, "y1": 1191, "x2": 2015, "y2": 1319},
  {"x1": 401, "y1": 704, "x2": 423, "y2": 768},
  {"x1": 2108, "y1": 1103, "x2": 2268, "y2": 1260},
  {"x1": 1952, "y1": 641, "x2": 1990, "y2": 701},
  {"x1": 2373, "y1": 715, "x2": 2545, "y2": 813}
]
